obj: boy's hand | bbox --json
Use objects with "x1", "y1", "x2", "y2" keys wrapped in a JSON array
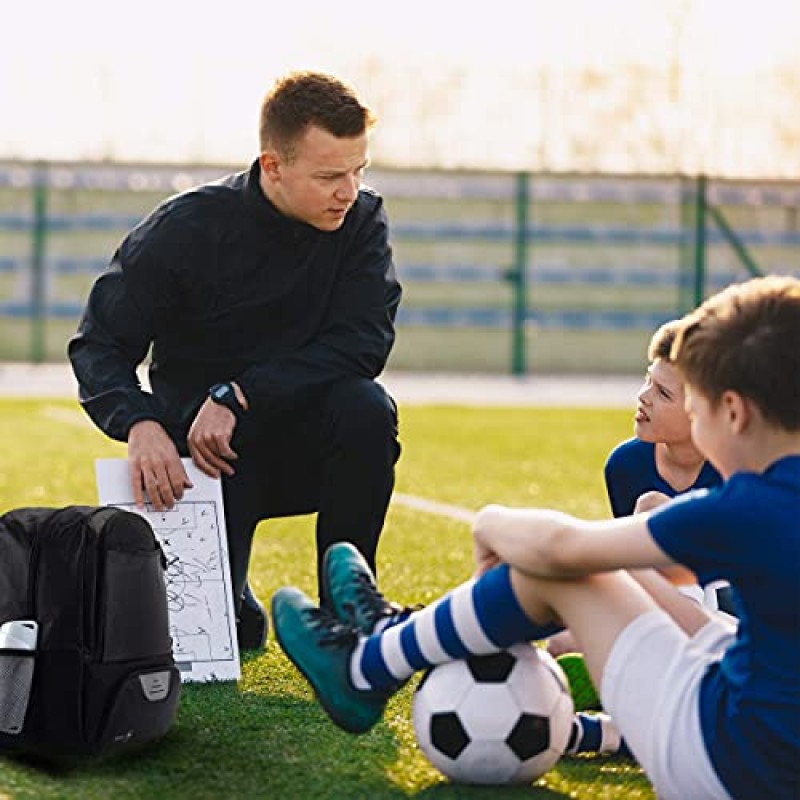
[
  {"x1": 472, "y1": 504, "x2": 507, "y2": 576},
  {"x1": 634, "y1": 490, "x2": 671, "y2": 514},
  {"x1": 473, "y1": 537, "x2": 502, "y2": 577}
]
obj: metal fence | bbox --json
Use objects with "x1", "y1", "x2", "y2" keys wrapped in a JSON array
[{"x1": 1, "y1": 161, "x2": 798, "y2": 373}]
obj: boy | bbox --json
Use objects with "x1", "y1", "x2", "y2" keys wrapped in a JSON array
[
  {"x1": 604, "y1": 317, "x2": 728, "y2": 612},
  {"x1": 273, "y1": 276, "x2": 800, "y2": 799},
  {"x1": 605, "y1": 318, "x2": 721, "y2": 518},
  {"x1": 550, "y1": 319, "x2": 726, "y2": 694}
]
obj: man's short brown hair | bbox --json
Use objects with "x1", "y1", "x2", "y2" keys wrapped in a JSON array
[
  {"x1": 259, "y1": 71, "x2": 376, "y2": 160},
  {"x1": 671, "y1": 276, "x2": 800, "y2": 431}
]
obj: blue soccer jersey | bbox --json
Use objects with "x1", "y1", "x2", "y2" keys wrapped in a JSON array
[
  {"x1": 604, "y1": 437, "x2": 721, "y2": 518},
  {"x1": 648, "y1": 456, "x2": 800, "y2": 800}
]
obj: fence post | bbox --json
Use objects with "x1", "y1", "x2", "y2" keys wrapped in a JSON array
[
  {"x1": 511, "y1": 172, "x2": 530, "y2": 376},
  {"x1": 30, "y1": 162, "x2": 48, "y2": 363},
  {"x1": 692, "y1": 174, "x2": 707, "y2": 308},
  {"x1": 678, "y1": 175, "x2": 694, "y2": 314}
]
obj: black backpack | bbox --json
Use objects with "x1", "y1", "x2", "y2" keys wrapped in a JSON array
[{"x1": 0, "y1": 505, "x2": 180, "y2": 759}]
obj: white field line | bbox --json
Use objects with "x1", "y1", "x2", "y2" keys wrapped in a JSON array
[
  {"x1": 41, "y1": 407, "x2": 478, "y2": 525},
  {"x1": 391, "y1": 492, "x2": 476, "y2": 525}
]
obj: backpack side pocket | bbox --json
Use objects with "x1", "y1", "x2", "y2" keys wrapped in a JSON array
[{"x1": 0, "y1": 650, "x2": 35, "y2": 735}]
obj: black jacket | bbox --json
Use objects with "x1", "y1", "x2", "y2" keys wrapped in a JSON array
[{"x1": 68, "y1": 160, "x2": 402, "y2": 442}]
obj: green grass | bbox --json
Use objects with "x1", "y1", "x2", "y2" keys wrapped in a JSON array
[{"x1": 0, "y1": 398, "x2": 656, "y2": 798}]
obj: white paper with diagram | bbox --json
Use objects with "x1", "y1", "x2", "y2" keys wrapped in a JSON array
[{"x1": 96, "y1": 457, "x2": 240, "y2": 682}]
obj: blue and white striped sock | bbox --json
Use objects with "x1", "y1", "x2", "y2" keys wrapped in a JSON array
[
  {"x1": 372, "y1": 609, "x2": 414, "y2": 634},
  {"x1": 350, "y1": 564, "x2": 563, "y2": 691},
  {"x1": 565, "y1": 712, "x2": 631, "y2": 758}
]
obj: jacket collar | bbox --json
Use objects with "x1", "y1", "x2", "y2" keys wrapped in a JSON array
[{"x1": 242, "y1": 159, "x2": 317, "y2": 239}]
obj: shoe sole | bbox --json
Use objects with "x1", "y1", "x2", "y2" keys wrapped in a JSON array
[{"x1": 272, "y1": 600, "x2": 375, "y2": 736}]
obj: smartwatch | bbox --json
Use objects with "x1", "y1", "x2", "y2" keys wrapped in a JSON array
[{"x1": 209, "y1": 382, "x2": 245, "y2": 418}]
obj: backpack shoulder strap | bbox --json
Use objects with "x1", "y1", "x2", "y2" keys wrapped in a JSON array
[
  {"x1": 86, "y1": 506, "x2": 161, "y2": 555},
  {"x1": 86, "y1": 506, "x2": 122, "y2": 537}
]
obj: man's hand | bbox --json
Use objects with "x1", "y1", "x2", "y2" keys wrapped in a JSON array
[
  {"x1": 187, "y1": 396, "x2": 242, "y2": 479},
  {"x1": 128, "y1": 420, "x2": 193, "y2": 510}
]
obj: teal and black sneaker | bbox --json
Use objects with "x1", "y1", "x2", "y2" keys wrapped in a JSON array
[
  {"x1": 323, "y1": 542, "x2": 416, "y2": 635},
  {"x1": 557, "y1": 652, "x2": 602, "y2": 712},
  {"x1": 271, "y1": 586, "x2": 393, "y2": 734}
]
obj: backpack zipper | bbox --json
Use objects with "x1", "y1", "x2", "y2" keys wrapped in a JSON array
[
  {"x1": 85, "y1": 510, "x2": 106, "y2": 660},
  {"x1": 26, "y1": 537, "x2": 40, "y2": 619}
]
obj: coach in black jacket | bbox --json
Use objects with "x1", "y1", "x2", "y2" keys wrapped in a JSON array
[{"x1": 68, "y1": 72, "x2": 402, "y2": 649}]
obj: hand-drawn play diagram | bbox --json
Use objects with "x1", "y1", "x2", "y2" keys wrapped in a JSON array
[
  {"x1": 120, "y1": 501, "x2": 235, "y2": 670},
  {"x1": 96, "y1": 459, "x2": 241, "y2": 683}
]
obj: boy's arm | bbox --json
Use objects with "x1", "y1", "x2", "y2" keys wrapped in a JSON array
[
  {"x1": 633, "y1": 491, "x2": 698, "y2": 586},
  {"x1": 473, "y1": 504, "x2": 675, "y2": 578}
]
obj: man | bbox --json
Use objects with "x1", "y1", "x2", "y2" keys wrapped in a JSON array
[{"x1": 69, "y1": 71, "x2": 402, "y2": 650}]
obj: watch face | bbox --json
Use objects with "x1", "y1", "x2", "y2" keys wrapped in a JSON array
[{"x1": 212, "y1": 385, "x2": 229, "y2": 401}]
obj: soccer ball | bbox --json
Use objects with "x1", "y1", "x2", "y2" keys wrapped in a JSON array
[{"x1": 412, "y1": 644, "x2": 574, "y2": 784}]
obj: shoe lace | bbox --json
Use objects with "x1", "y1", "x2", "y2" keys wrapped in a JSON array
[
  {"x1": 304, "y1": 607, "x2": 358, "y2": 648},
  {"x1": 351, "y1": 573, "x2": 393, "y2": 620},
  {"x1": 349, "y1": 574, "x2": 424, "y2": 624}
]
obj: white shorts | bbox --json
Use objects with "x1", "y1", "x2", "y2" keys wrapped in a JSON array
[
  {"x1": 677, "y1": 579, "x2": 733, "y2": 614},
  {"x1": 602, "y1": 609, "x2": 737, "y2": 800}
]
